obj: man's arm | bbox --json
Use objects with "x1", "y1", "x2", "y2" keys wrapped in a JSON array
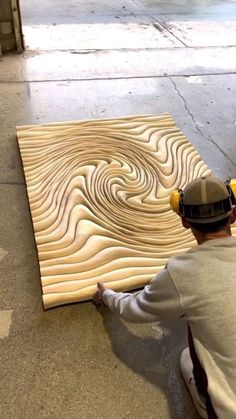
[{"x1": 94, "y1": 269, "x2": 184, "y2": 323}]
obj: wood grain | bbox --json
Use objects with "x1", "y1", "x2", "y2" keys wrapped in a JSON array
[{"x1": 17, "y1": 113, "x2": 213, "y2": 308}]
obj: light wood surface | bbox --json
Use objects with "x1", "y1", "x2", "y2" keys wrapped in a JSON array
[{"x1": 17, "y1": 113, "x2": 213, "y2": 309}]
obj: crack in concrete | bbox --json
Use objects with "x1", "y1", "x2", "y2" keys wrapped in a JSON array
[
  {"x1": 128, "y1": 0, "x2": 187, "y2": 47},
  {"x1": 169, "y1": 76, "x2": 236, "y2": 169},
  {"x1": 158, "y1": 21, "x2": 188, "y2": 47}
]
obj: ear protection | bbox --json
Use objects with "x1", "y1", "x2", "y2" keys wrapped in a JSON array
[{"x1": 170, "y1": 178, "x2": 236, "y2": 216}]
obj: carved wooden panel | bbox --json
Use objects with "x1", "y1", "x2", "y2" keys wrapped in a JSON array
[{"x1": 17, "y1": 114, "x2": 212, "y2": 308}]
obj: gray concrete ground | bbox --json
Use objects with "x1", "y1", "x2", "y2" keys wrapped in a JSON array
[{"x1": 0, "y1": 0, "x2": 236, "y2": 418}]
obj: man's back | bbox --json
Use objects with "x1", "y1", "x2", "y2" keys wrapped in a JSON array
[
  {"x1": 168, "y1": 236, "x2": 236, "y2": 418},
  {"x1": 97, "y1": 176, "x2": 236, "y2": 418}
]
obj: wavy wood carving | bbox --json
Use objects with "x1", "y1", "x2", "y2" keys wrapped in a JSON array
[{"x1": 17, "y1": 113, "x2": 214, "y2": 309}]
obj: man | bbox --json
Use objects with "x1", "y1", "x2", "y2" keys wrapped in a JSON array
[{"x1": 93, "y1": 176, "x2": 236, "y2": 419}]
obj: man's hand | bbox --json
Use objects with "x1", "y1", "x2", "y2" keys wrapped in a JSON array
[{"x1": 93, "y1": 282, "x2": 107, "y2": 307}]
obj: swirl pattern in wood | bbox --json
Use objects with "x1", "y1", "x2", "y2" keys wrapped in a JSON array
[{"x1": 17, "y1": 113, "x2": 213, "y2": 308}]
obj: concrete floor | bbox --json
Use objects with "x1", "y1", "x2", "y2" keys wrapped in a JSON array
[{"x1": 1, "y1": 0, "x2": 236, "y2": 418}]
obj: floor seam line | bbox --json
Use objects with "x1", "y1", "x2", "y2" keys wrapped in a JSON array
[
  {"x1": 0, "y1": 71, "x2": 236, "y2": 84},
  {"x1": 0, "y1": 182, "x2": 25, "y2": 186}
]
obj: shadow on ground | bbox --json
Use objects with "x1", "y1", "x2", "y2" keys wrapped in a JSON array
[{"x1": 97, "y1": 305, "x2": 192, "y2": 418}]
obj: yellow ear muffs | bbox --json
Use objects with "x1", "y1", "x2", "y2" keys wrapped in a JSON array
[
  {"x1": 170, "y1": 178, "x2": 236, "y2": 219},
  {"x1": 170, "y1": 190, "x2": 181, "y2": 214},
  {"x1": 230, "y1": 179, "x2": 236, "y2": 203}
]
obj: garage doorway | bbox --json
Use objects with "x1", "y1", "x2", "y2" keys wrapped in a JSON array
[{"x1": 18, "y1": 0, "x2": 236, "y2": 52}]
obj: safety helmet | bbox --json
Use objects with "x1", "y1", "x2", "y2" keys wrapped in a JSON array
[{"x1": 170, "y1": 176, "x2": 236, "y2": 224}]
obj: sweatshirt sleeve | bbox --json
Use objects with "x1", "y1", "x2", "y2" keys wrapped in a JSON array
[{"x1": 102, "y1": 269, "x2": 184, "y2": 323}]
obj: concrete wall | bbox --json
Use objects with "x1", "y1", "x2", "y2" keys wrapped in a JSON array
[{"x1": 0, "y1": 0, "x2": 23, "y2": 53}]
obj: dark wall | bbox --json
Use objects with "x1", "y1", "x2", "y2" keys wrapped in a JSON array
[{"x1": 0, "y1": 0, "x2": 23, "y2": 53}]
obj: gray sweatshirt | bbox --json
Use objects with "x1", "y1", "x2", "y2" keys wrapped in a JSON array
[{"x1": 103, "y1": 236, "x2": 236, "y2": 418}]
